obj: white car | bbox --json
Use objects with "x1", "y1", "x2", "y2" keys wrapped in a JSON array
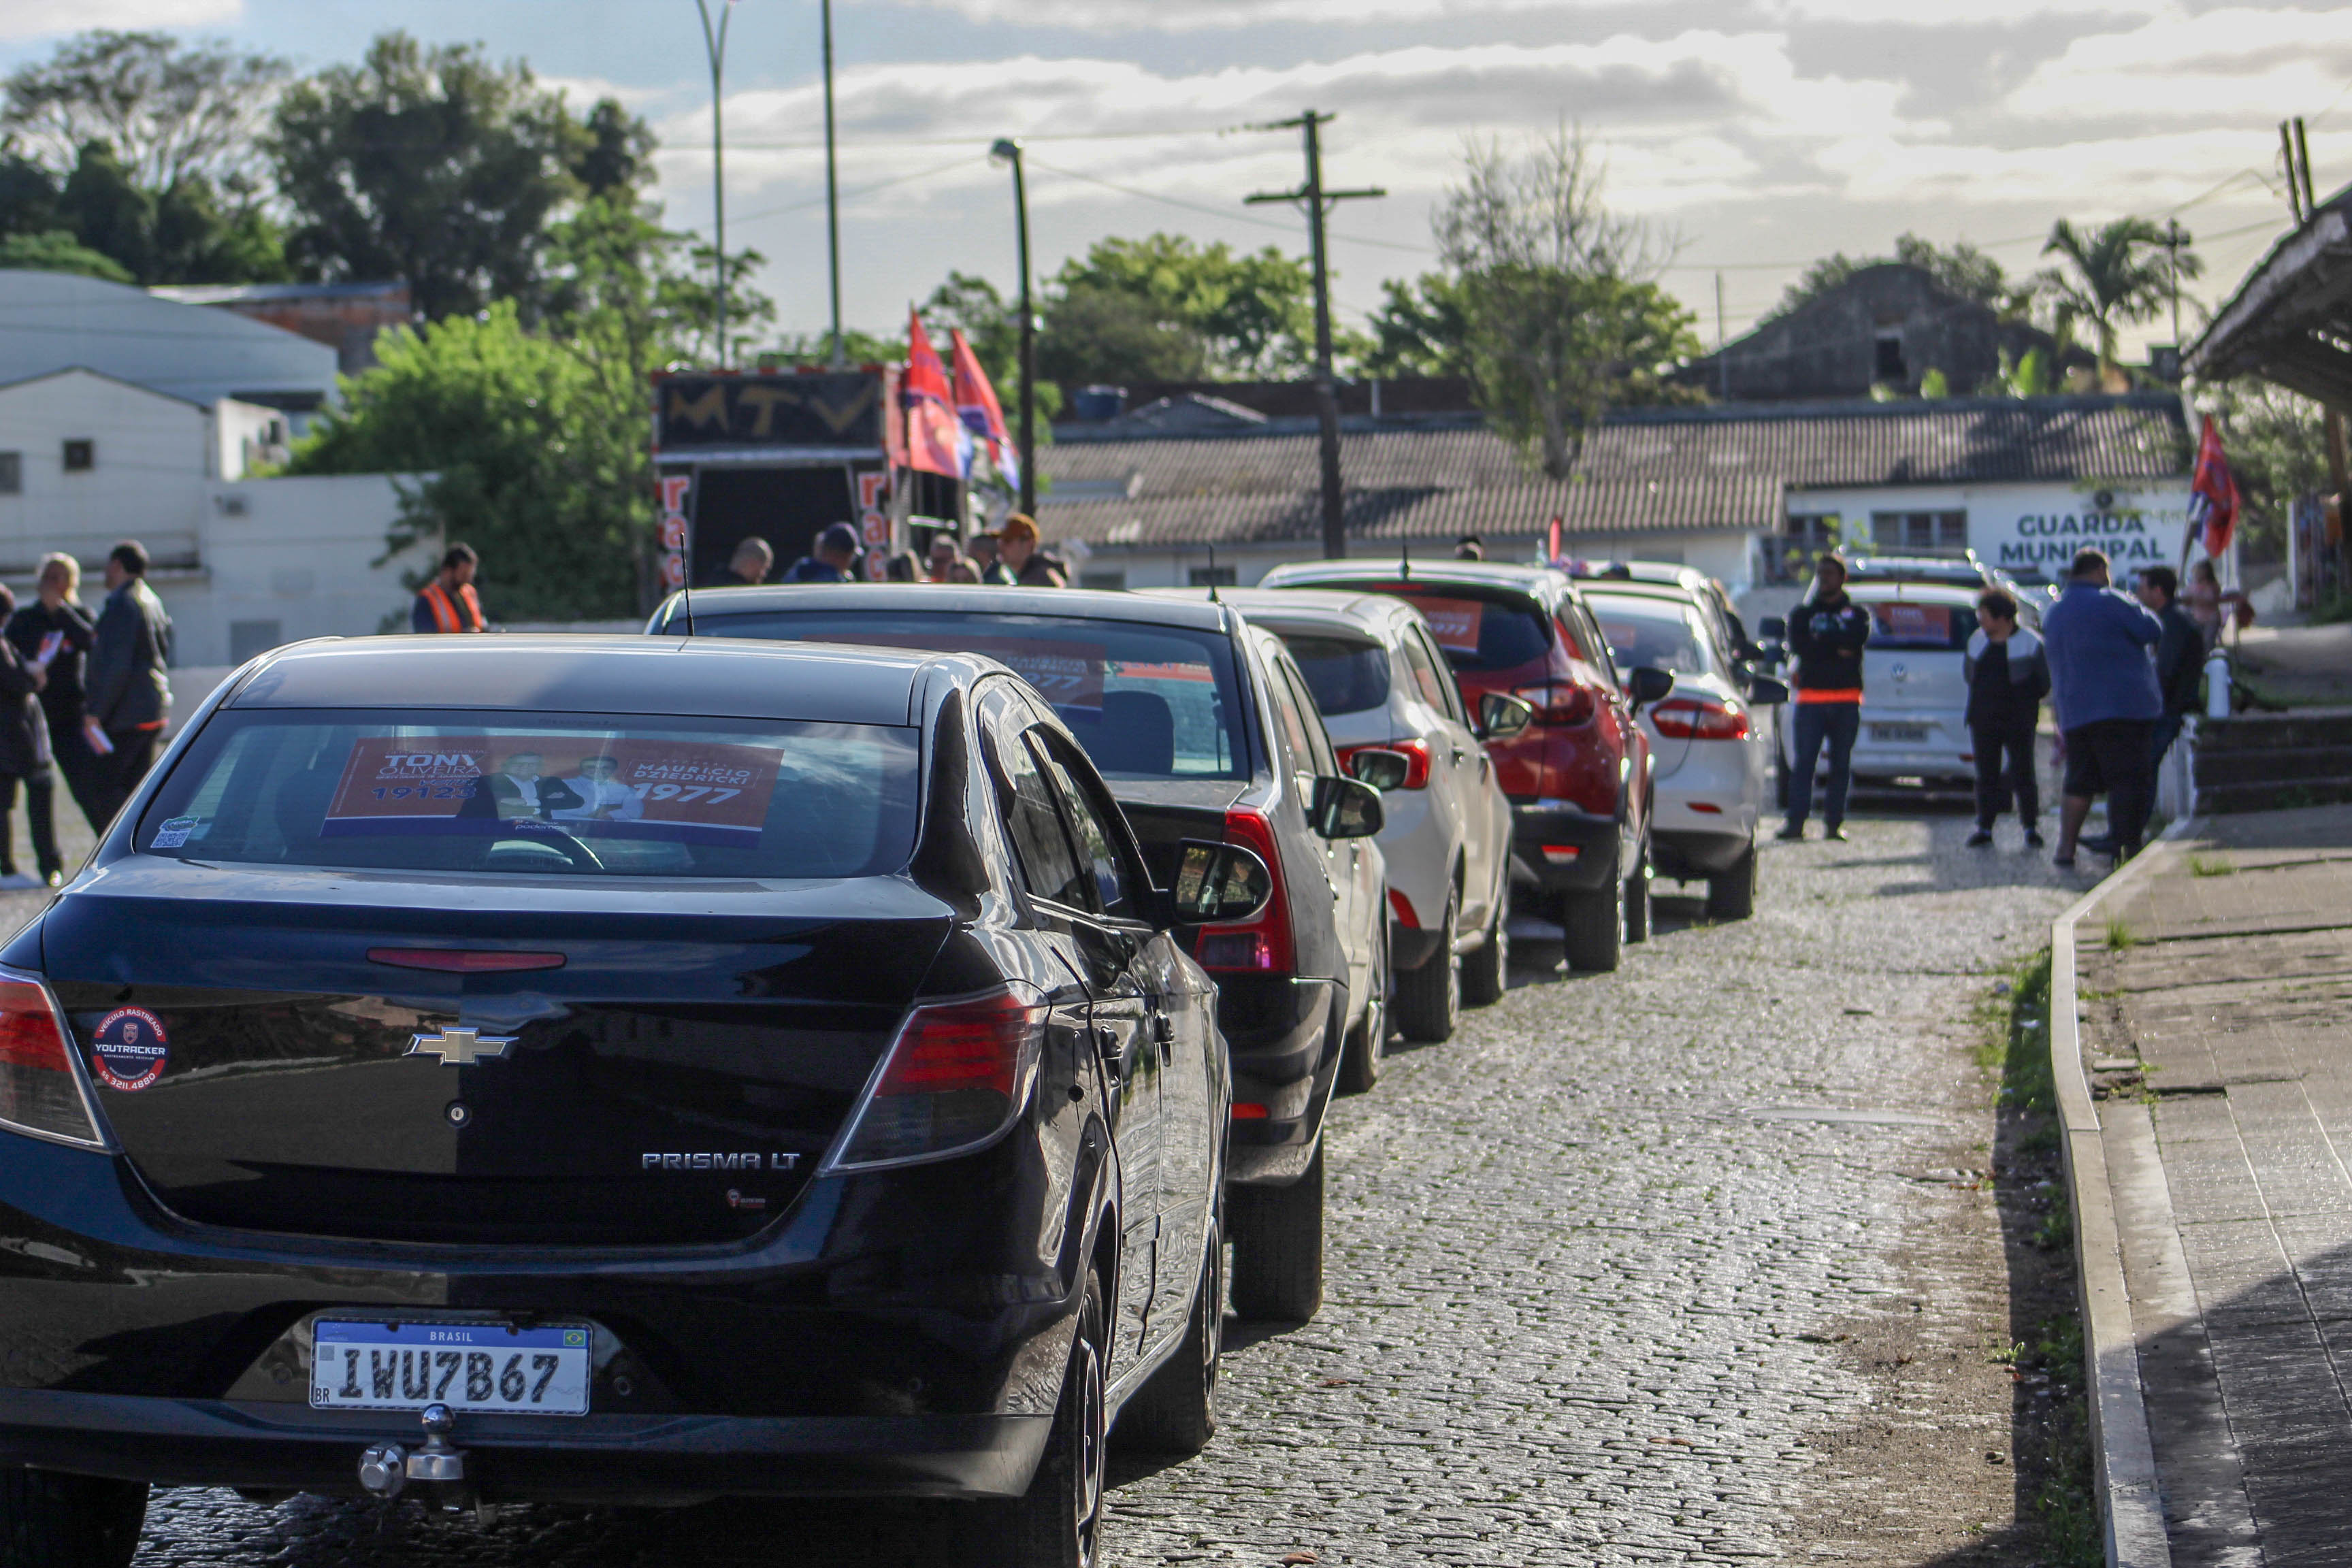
[
  {"x1": 1203, "y1": 589, "x2": 1523, "y2": 1051},
  {"x1": 1776, "y1": 580, "x2": 1980, "y2": 794},
  {"x1": 1583, "y1": 583, "x2": 1784, "y2": 917}
]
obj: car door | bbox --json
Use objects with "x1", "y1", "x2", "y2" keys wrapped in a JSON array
[
  {"x1": 1028, "y1": 719, "x2": 1216, "y2": 1342},
  {"x1": 983, "y1": 692, "x2": 1162, "y2": 1372},
  {"x1": 1267, "y1": 644, "x2": 1368, "y2": 1015},
  {"x1": 1403, "y1": 619, "x2": 1492, "y2": 929}
]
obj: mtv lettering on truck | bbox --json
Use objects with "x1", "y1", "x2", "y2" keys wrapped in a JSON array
[{"x1": 323, "y1": 737, "x2": 781, "y2": 847}]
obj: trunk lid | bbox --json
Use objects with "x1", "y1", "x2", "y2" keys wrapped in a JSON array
[
  {"x1": 1107, "y1": 778, "x2": 1248, "y2": 889},
  {"x1": 40, "y1": 860, "x2": 951, "y2": 1250}
]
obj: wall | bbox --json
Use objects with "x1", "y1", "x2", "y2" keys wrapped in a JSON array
[
  {"x1": 1788, "y1": 480, "x2": 2194, "y2": 585},
  {"x1": 0, "y1": 372, "x2": 207, "y2": 574},
  {"x1": 183, "y1": 475, "x2": 427, "y2": 666}
]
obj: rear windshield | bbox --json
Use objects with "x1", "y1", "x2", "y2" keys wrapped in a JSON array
[
  {"x1": 136, "y1": 710, "x2": 920, "y2": 879},
  {"x1": 1586, "y1": 596, "x2": 1717, "y2": 679},
  {"x1": 1865, "y1": 599, "x2": 1978, "y2": 651},
  {"x1": 1277, "y1": 633, "x2": 1390, "y2": 717},
  {"x1": 1358, "y1": 586, "x2": 1549, "y2": 672},
  {"x1": 698, "y1": 610, "x2": 1247, "y2": 781}
]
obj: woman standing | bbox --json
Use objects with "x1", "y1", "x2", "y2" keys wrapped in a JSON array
[{"x1": 5, "y1": 553, "x2": 97, "y2": 859}]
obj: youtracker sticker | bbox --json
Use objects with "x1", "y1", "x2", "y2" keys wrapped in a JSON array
[
  {"x1": 91, "y1": 1008, "x2": 167, "y2": 1092},
  {"x1": 150, "y1": 816, "x2": 199, "y2": 849}
]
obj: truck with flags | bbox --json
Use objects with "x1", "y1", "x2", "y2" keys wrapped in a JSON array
[{"x1": 649, "y1": 316, "x2": 1024, "y2": 591}]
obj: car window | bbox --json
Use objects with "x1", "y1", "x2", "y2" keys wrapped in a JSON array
[
  {"x1": 1377, "y1": 587, "x2": 1549, "y2": 672},
  {"x1": 1398, "y1": 627, "x2": 1454, "y2": 718},
  {"x1": 1261, "y1": 655, "x2": 1321, "y2": 787},
  {"x1": 1275, "y1": 655, "x2": 1340, "y2": 778},
  {"x1": 1588, "y1": 597, "x2": 1720, "y2": 679},
  {"x1": 992, "y1": 726, "x2": 1095, "y2": 911},
  {"x1": 1864, "y1": 598, "x2": 1978, "y2": 651},
  {"x1": 137, "y1": 710, "x2": 919, "y2": 879},
  {"x1": 1280, "y1": 632, "x2": 1390, "y2": 717},
  {"x1": 1028, "y1": 732, "x2": 1137, "y2": 920},
  {"x1": 1564, "y1": 602, "x2": 1624, "y2": 695}
]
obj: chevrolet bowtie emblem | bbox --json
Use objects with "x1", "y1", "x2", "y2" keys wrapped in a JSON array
[{"x1": 406, "y1": 1027, "x2": 518, "y2": 1067}]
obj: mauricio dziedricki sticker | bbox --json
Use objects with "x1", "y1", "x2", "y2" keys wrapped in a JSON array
[{"x1": 91, "y1": 1007, "x2": 167, "y2": 1092}]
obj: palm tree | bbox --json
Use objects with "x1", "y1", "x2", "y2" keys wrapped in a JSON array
[{"x1": 2036, "y1": 218, "x2": 2201, "y2": 379}]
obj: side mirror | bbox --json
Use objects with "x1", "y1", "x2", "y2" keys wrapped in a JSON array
[
  {"x1": 1346, "y1": 747, "x2": 1413, "y2": 792},
  {"x1": 1311, "y1": 774, "x2": 1384, "y2": 840},
  {"x1": 1747, "y1": 674, "x2": 1790, "y2": 706},
  {"x1": 1758, "y1": 615, "x2": 1787, "y2": 642},
  {"x1": 1167, "y1": 839, "x2": 1273, "y2": 926},
  {"x1": 1627, "y1": 666, "x2": 1676, "y2": 708},
  {"x1": 1473, "y1": 690, "x2": 1534, "y2": 741}
]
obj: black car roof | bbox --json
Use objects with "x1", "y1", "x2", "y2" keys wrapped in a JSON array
[
  {"x1": 225, "y1": 634, "x2": 953, "y2": 724},
  {"x1": 664, "y1": 583, "x2": 1236, "y2": 634}
]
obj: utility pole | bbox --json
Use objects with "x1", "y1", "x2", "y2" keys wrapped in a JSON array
[
  {"x1": 1714, "y1": 272, "x2": 1728, "y2": 401},
  {"x1": 2159, "y1": 218, "x2": 2190, "y2": 350},
  {"x1": 991, "y1": 140, "x2": 1037, "y2": 517},
  {"x1": 822, "y1": 0, "x2": 845, "y2": 368},
  {"x1": 1248, "y1": 110, "x2": 1384, "y2": 559},
  {"x1": 694, "y1": 0, "x2": 734, "y2": 368},
  {"x1": 2281, "y1": 120, "x2": 2309, "y2": 223}
]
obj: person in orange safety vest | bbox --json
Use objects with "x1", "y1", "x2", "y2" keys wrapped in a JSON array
[{"x1": 412, "y1": 543, "x2": 487, "y2": 634}]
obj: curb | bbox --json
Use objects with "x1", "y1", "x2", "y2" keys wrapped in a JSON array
[{"x1": 2051, "y1": 817, "x2": 2195, "y2": 1568}]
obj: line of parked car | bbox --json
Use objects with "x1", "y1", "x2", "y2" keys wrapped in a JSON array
[{"x1": 0, "y1": 555, "x2": 1785, "y2": 1568}]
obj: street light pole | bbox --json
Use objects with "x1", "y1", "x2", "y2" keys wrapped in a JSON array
[
  {"x1": 694, "y1": 0, "x2": 733, "y2": 369},
  {"x1": 991, "y1": 139, "x2": 1036, "y2": 518},
  {"x1": 823, "y1": 0, "x2": 845, "y2": 369}
]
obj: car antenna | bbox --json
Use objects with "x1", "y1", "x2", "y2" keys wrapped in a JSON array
[
  {"x1": 1399, "y1": 540, "x2": 1411, "y2": 581},
  {"x1": 1205, "y1": 544, "x2": 1220, "y2": 604}
]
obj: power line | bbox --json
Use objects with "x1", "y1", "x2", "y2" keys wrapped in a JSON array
[
  {"x1": 1026, "y1": 156, "x2": 1438, "y2": 255},
  {"x1": 726, "y1": 154, "x2": 984, "y2": 225}
]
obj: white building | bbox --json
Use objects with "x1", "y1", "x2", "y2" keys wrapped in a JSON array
[{"x1": 0, "y1": 368, "x2": 425, "y2": 668}]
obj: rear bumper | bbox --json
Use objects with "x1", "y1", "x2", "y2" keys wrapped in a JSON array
[
  {"x1": 1652, "y1": 828, "x2": 1752, "y2": 879},
  {"x1": 1216, "y1": 975, "x2": 1340, "y2": 1188},
  {"x1": 0, "y1": 1388, "x2": 1050, "y2": 1503},
  {"x1": 1507, "y1": 800, "x2": 1624, "y2": 894}
]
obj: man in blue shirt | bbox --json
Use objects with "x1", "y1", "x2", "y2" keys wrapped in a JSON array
[
  {"x1": 2042, "y1": 548, "x2": 2163, "y2": 868},
  {"x1": 782, "y1": 523, "x2": 863, "y2": 584}
]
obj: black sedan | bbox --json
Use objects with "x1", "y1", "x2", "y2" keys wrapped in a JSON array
[
  {"x1": 0, "y1": 634, "x2": 1267, "y2": 1567},
  {"x1": 647, "y1": 587, "x2": 1390, "y2": 1325}
]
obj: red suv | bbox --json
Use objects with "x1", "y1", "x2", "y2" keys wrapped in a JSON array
[{"x1": 1259, "y1": 561, "x2": 1669, "y2": 971}]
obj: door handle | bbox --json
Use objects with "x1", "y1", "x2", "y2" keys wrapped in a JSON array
[
  {"x1": 1149, "y1": 1011, "x2": 1173, "y2": 1062},
  {"x1": 1094, "y1": 1024, "x2": 1122, "y2": 1085},
  {"x1": 1451, "y1": 745, "x2": 1467, "y2": 764}
]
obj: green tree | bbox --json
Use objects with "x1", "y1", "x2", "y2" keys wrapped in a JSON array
[
  {"x1": 270, "y1": 33, "x2": 589, "y2": 319},
  {"x1": 43, "y1": 137, "x2": 288, "y2": 283},
  {"x1": 2036, "y1": 217, "x2": 2200, "y2": 374},
  {"x1": 1038, "y1": 282, "x2": 1211, "y2": 388},
  {"x1": 1362, "y1": 272, "x2": 1473, "y2": 378},
  {"x1": 1038, "y1": 233, "x2": 1320, "y2": 386},
  {"x1": 573, "y1": 97, "x2": 653, "y2": 200},
  {"x1": 0, "y1": 229, "x2": 129, "y2": 281},
  {"x1": 2210, "y1": 379, "x2": 2330, "y2": 563},
  {"x1": 1767, "y1": 233, "x2": 2024, "y2": 322},
  {"x1": 1, "y1": 31, "x2": 285, "y2": 194},
  {"x1": 0, "y1": 144, "x2": 57, "y2": 238},
  {"x1": 1435, "y1": 127, "x2": 1698, "y2": 480}
]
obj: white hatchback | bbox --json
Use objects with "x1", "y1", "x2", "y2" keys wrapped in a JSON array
[
  {"x1": 1207, "y1": 589, "x2": 1522, "y2": 1049},
  {"x1": 1778, "y1": 581, "x2": 1982, "y2": 793},
  {"x1": 1583, "y1": 583, "x2": 1784, "y2": 917}
]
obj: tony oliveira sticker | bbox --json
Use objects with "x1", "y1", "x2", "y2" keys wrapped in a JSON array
[{"x1": 91, "y1": 1007, "x2": 167, "y2": 1092}]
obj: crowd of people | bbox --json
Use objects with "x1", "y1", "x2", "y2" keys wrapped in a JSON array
[
  {"x1": 1778, "y1": 545, "x2": 2216, "y2": 870},
  {"x1": 701, "y1": 514, "x2": 1073, "y2": 590}
]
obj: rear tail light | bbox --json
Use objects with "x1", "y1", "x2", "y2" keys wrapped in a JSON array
[
  {"x1": 1651, "y1": 698, "x2": 1750, "y2": 741},
  {"x1": 1231, "y1": 1103, "x2": 1270, "y2": 1121},
  {"x1": 1387, "y1": 887, "x2": 1420, "y2": 928},
  {"x1": 1511, "y1": 683, "x2": 1597, "y2": 727},
  {"x1": 369, "y1": 949, "x2": 567, "y2": 973},
  {"x1": 1194, "y1": 807, "x2": 1294, "y2": 974},
  {"x1": 826, "y1": 987, "x2": 1047, "y2": 1172},
  {"x1": 1337, "y1": 739, "x2": 1431, "y2": 789},
  {"x1": 0, "y1": 973, "x2": 106, "y2": 1149},
  {"x1": 1540, "y1": 845, "x2": 1580, "y2": 865}
]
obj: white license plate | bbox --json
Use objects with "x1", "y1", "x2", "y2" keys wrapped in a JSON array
[
  {"x1": 310, "y1": 1320, "x2": 592, "y2": 1416},
  {"x1": 1871, "y1": 723, "x2": 1930, "y2": 743}
]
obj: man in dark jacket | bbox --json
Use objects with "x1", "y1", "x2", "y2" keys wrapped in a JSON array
[
  {"x1": 5, "y1": 553, "x2": 99, "y2": 843},
  {"x1": 0, "y1": 584, "x2": 56, "y2": 888},
  {"x1": 782, "y1": 523, "x2": 862, "y2": 584},
  {"x1": 1778, "y1": 553, "x2": 1873, "y2": 842},
  {"x1": 1962, "y1": 589, "x2": 2050, "y2": 850},
  {"x1": 84, "y1": 540, "x2": 174, "y2": 827},
  {"x1": 2136, "y1": 566, "x2": 2202, "y2": 766},
  {"x1": 2042, "y1": 548, "x2": 2161, "y2": 868},
  {"x1": 985, "y1": 514, "x2": 1068, "y2": 587}
]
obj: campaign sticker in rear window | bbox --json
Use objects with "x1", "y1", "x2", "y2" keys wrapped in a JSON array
[
  {"x1": 1411, "y1": 597, "x2": 1486, "y2": 654},
  {"x1": 828, "y1": 634, "x2": 1109, "y2": 712},
  {"x1": 322, "y1": 738, "x2": 782, "y2": 847},
  {"x1": 91, "y1": 1007, "x2": 167, "y2": 1092},
  {"x1": 1868, "y1": 602, "x2": 1959, "y2": 648}
]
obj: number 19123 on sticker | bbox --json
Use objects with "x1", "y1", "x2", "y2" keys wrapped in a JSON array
[{"x1": 310, "y1": 1320, "x2": 592, "y2": 1416}]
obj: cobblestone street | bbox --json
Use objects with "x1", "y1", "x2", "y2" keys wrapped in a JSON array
[{"x1": 105, "y1": 808, "x2": 2082, "y2": 1567}]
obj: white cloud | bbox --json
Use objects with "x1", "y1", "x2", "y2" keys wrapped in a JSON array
[
  {"x1": 2003, "y1": 7, "x2": 2352, "y2": 122},
  {"x1": 1774, "y1": 0, "x2": 2161, "y2": 22},
  {"x1": 0, "y1": 0, "x2": 238, "y2": 35},
  {"x1": 886, "y1": 0, "x2": 1586, "y2": 31},
  {"x1": 538, "y1": 74, "x2": 680, "y2": 114}
]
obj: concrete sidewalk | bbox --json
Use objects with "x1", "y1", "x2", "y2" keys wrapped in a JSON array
[{"x1": 2080, "y1": 806, "x2": 2352, "y2": 1565}]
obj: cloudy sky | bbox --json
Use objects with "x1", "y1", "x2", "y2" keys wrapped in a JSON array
[{"x1": 2, "y1": 0, "x2": 2343, "y2": 359}]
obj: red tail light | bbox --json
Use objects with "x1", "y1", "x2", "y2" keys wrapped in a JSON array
[
  {"x1": 0, "y1": 974, "x2": 105, "y2": 1149},
  {"x1": 369, "y1": 949, "x2": 567, "y2": 973},
  {"x1": 1510, "y1": 682, "x2": 1597, "y2": 727},
  {"x1": 826, "y1": 987, "x2": 1047, "y2": 1171},
  {"x1": 1194, "y1": 807, "x2": 1294, "y2": 974},
  {"x1": 1387, "y1": 887, "x2": 1420, "y2": 929},
  {"x1": 1337, "y1": 739, "x2": 1431, "y2": 789},
  {"x1": 1651, "y1": 698, "x2": 1750, "y2": 741}
]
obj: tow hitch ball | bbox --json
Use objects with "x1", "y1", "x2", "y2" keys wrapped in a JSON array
[{"x1": 358, "y1": 1402, "x2": 468, "y2": 1500}]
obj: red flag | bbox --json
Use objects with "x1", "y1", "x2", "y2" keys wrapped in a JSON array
[
  {"x1": 1546, "y1": 515, "x2": 1563, "y2": 567},
  {"x1": 951, "y1": 329, "x2": 1019, "y2": 493},
  {"x1": 902, "y1": 310, "x2": 964, "y2": 480},
  {"x1": 2188, "y1": 414, "x2": 2240, "y2": 559}
]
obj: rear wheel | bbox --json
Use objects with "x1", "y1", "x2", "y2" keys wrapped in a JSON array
[
  {"x1": 1229, "y1": 1143, "x2": 1324, "y2": 1322},
  {"x1": 1706, "y1": 841, "x2": 1758, "y2": 921},
  {"x1": 1391, "y1": 892, "x2": 1459, "y2": 1043},
  {"x1": 1113, "y1": 1215, "x2": 1222, "y2": 1454},
  {"x1": 1623, "y1": 847, "x2": 1652, "y2": 945},
  {"x1": 1559, "y1": 881, "x2": 1623, "y2": 973},
  {"x1": 0, "y1": 1471, "x2": 148, "y2": 1568},
  {"x1": 1460, "y1": 877, "x2": 1509, "y2": 1007},
  {"x1": 1336, "y1": 922, "x2": 1388, "y2": 1095},
  {"x1": 963, "y1": 1268, "x2": 1109, "y2": 1568}
]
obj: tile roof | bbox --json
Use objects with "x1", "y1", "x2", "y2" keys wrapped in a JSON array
[{"x1": 1039, "y1": 395, "x2": 2191, "y2": 551}]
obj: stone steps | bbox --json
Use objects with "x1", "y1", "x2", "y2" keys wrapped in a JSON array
[{"x1": 2196, "y1": 708, "x2": 2352, "y2": 813}]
